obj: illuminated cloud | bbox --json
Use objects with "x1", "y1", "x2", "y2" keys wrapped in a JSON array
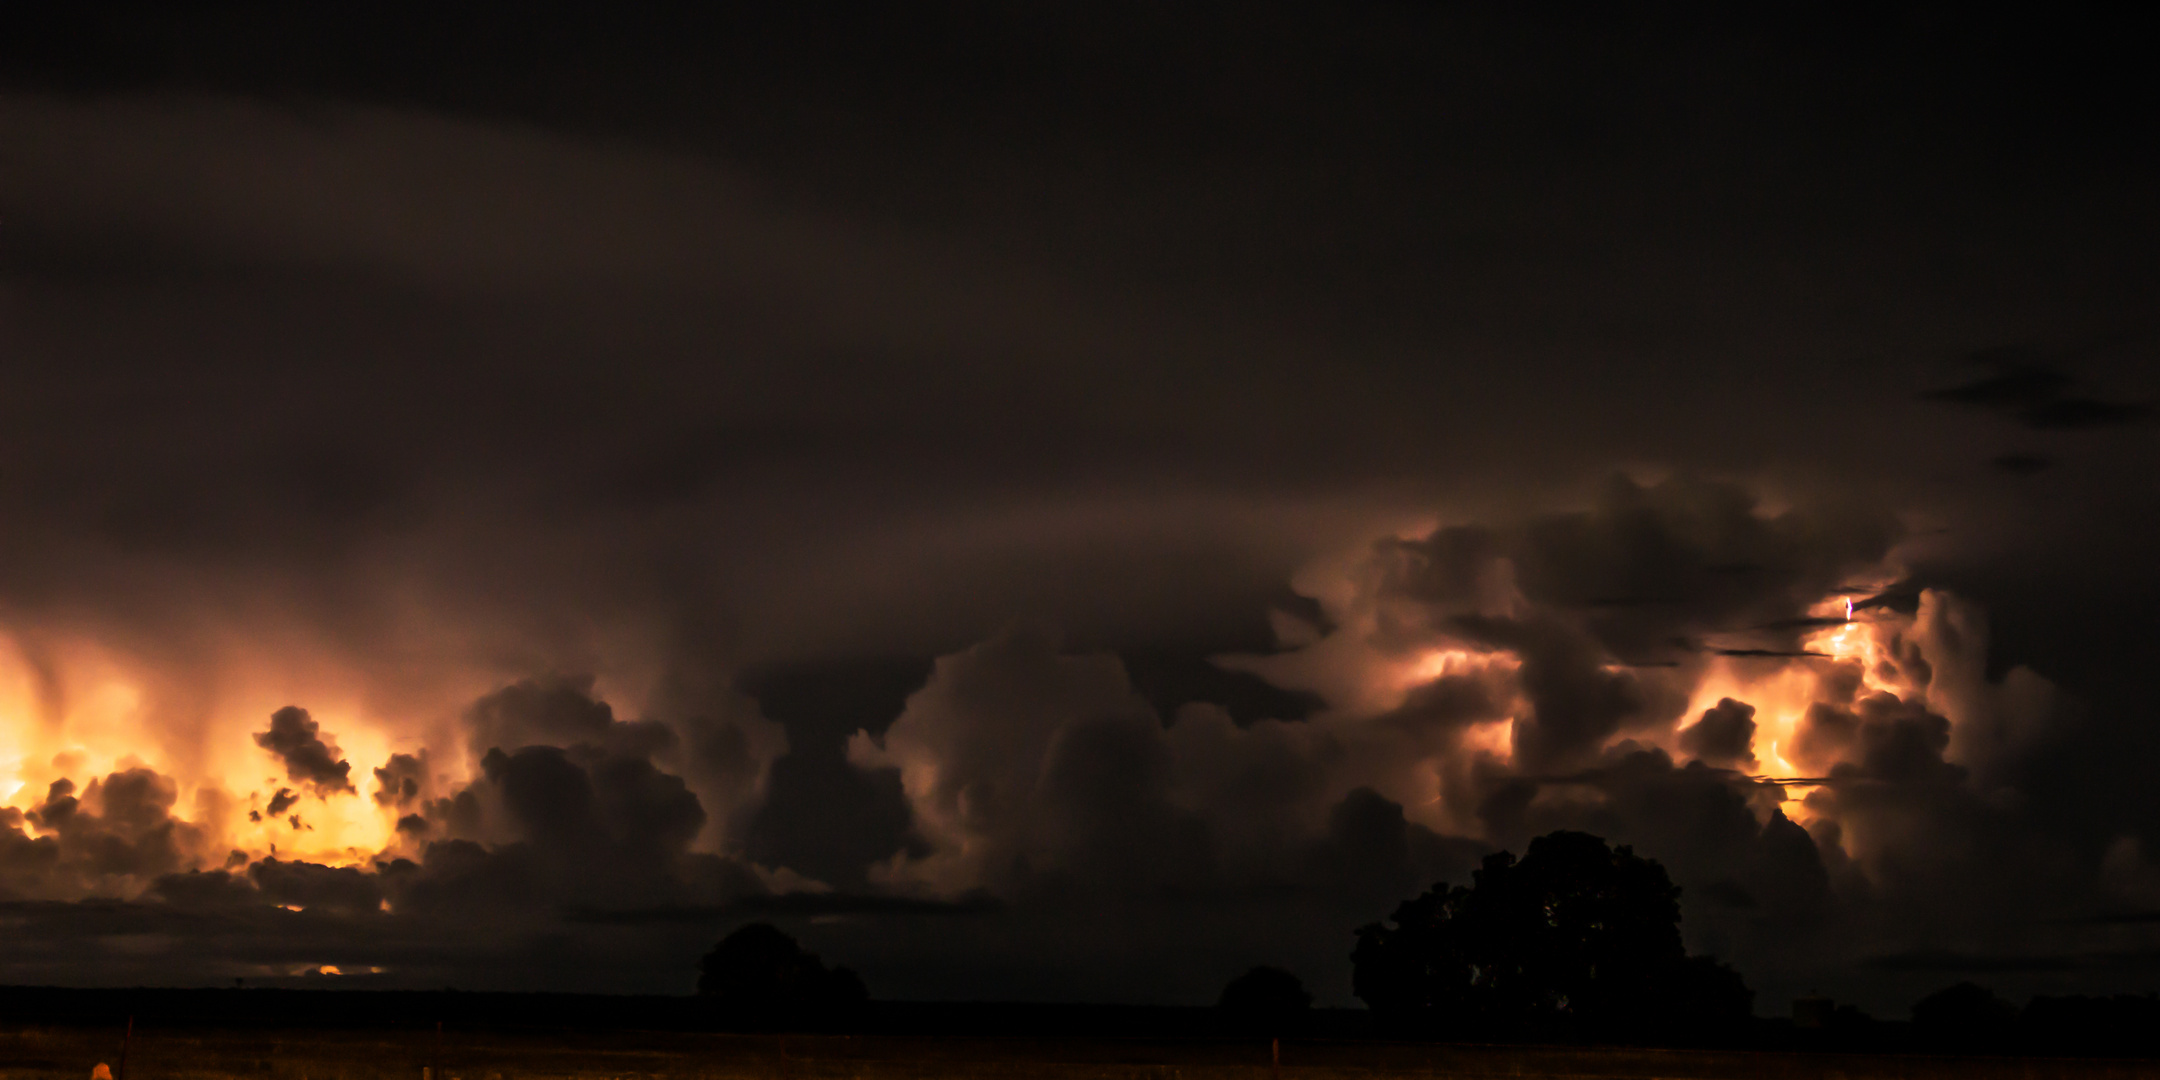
[
  {"x1": 254, "y1": 707, "x2": 355, "y2": 796},
  {"x1": 0, "y1": 7, "x2": 2151, "y2": 1010}
]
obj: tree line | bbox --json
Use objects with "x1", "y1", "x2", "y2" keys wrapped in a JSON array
[{"x1": 699, "y1": 830, "x2": 2160, "y2": 1052}]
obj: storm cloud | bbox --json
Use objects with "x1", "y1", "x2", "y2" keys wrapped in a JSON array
[
  {"x1": 0, "y1": 6, "x2": 2152, "y2": 1012},
  {"x1": 255, "y1": 707, "x2": 355, "y2": 796}
]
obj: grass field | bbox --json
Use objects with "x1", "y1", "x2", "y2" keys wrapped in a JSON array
[{"x1": 4, "y1": 1026, "x2": 2157, "y2": 1080}]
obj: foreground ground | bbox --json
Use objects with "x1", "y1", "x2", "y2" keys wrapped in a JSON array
[{"x1": 3, "y1": 1026, "x2": 2156, "y2": 1080}]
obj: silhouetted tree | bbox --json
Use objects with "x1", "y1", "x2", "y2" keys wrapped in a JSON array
[
  {"x1": 1352, "y1": 830, "x2": 1752, "y2": 1041},
  {"x1": 1912, "y1": 982, "x2": 2015, "y2": 1048},
  {"x1": 1218, "y1": 966, "x2": 1312, "y2": 1034},
  {"x1": 698, "y1": 922, "x2": 868, "y2": 1025}
]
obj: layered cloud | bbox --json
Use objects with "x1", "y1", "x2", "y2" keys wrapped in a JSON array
[
  {"x1": 828, "y1": 475, "x2": 2087, "y2": 1006},
  {"x1": 0, "y1": 454, "x2": 2123, "y2": 1012},
  {"x1": 0, "y1": 10, "x2": 2154, "y2": 1009}
]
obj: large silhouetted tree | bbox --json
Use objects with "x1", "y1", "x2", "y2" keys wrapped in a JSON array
[
  {"x1": 1352, "y1": 830, "x2": 1752, "y2": 1040},
  {"x1": 698, "y1": 922, "x2": 868, "y2": 1024}
]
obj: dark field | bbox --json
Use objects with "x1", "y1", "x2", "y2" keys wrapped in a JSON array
[{"x1": 5, "y1": 1026, "x2": 2157, "y2": 1080}]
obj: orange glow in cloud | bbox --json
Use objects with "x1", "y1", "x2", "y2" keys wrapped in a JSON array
[
  {"x1": 0, "y1": 628, "x2": 459, "y2": 872},
  {"x1": 1669, "y1": 595, "x2": 1918, "y2": 819},
  {"x1": 1356, "y1": 575, "x2": 1956, "y2": 833}
]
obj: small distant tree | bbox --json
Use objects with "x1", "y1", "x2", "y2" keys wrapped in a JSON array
[
  {"x1": 1218, "y1": 966, "x2": 1312, "y2": 1034},
  {"x1": 1351, "y1": 830, "x2": 1752, "y2": 1041},
  {"x1": 698, "y1": 923, "x2": 868, "y2": 1025}
]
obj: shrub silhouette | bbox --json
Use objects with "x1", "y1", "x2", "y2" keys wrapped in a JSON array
[
  {"x1": 1352, "y1": 830, "x2": 1751, "y2": 1040},
  {"x1": 2022, "y1": 994, "x2": 2160, "y2": 1054},
  {"x1": 1218, "y1": 966, "x2": 1312, "y2": 1034},
  {"x1": 698, "y1": 922, "x2": 868, "y2": 1023}
]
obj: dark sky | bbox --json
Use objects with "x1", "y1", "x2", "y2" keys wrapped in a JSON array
[{"x1": 0, "y1": 5, "x2": 2155, "y2": 1013}]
